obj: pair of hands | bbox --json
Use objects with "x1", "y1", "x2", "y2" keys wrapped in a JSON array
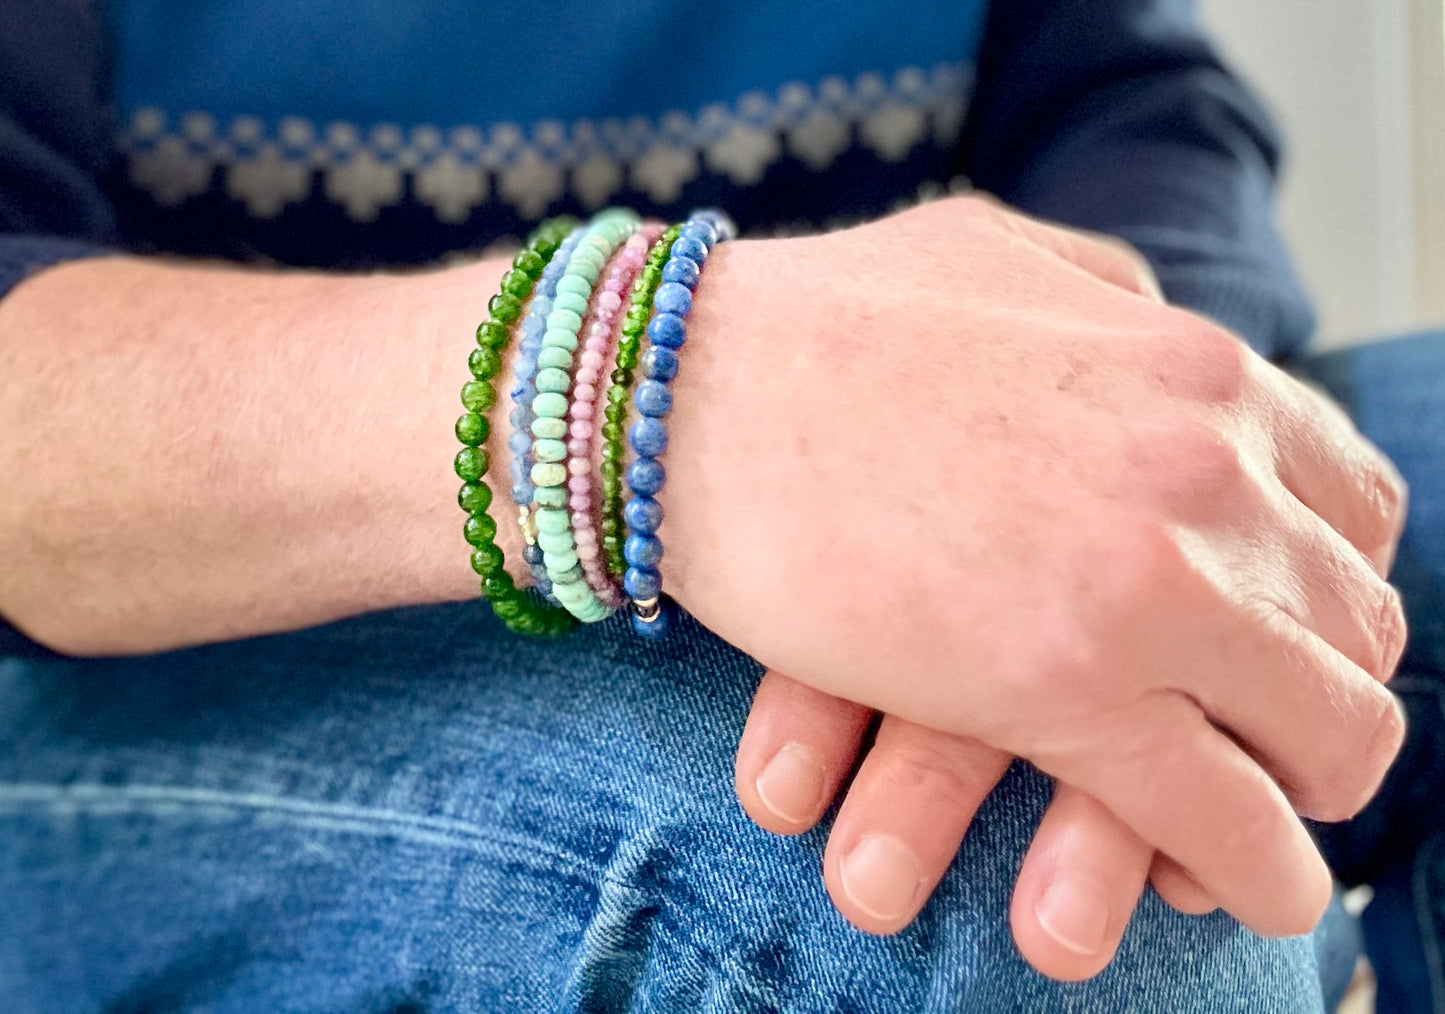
[{"x1": 659, "y1": 197, "x2": 1408, "y2": 981}]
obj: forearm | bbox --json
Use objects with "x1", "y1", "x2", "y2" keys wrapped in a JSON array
[
  {"x1": 0, "y1": 256, "x2": 515, "y2": 653},
  {"x1": 0, "y1": 242, "x2": 774, "y2": 656}
]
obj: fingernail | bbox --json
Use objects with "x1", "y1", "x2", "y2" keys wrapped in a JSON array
[
  {"x1": 840, "y1": 833, "x2": 925, "y2": 922},
  {"x1": 1035, "y1": 876, "x2": 1110, "y2": 955},
  {"x1": 755, "y1": 742, "x2": 825, "y2": 824}
]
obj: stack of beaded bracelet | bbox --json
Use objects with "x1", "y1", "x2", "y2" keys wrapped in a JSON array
[
  {"x1": 622, "y1": 211, "x2": 734, "y2": 637},
  {"x1": 456, "y1": 207, "x2": 733, "y2": 638},
  {"x1": 456, "y1": 216, "x2": 578, "y2": 637}
]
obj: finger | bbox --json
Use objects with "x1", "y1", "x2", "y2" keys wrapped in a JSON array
[
  {"x1": 1009, "y1": 784, "x2": 1153, "y2": 981},
  {"x1": 1188, "y1": 582, "x2": 1406, "y2": 821},
  {"x1": 821, "y1": 716, "x2": 1012, "y2": 935},
  {"x1": 1272, "y1": 487, "x2": 1409, "y2": 682},
  {"x1": 1149, "y1": 854, "x2": 1219, "y2": 916},
  {"x1": 1035, "y1": 692, "x2": 1334, "y2": 938},
  {"x1": 1264, "y1": 366, "x2": 1408, "y2": 575},
  {"x1": 735, "y1": 669, "x2": 874, "y2": 835},
  {"x1": 973, "y1": 194, "x2": 1165, "y2": 303}
]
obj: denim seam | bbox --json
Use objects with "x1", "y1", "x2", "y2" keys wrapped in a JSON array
[
  {"x1": 1413, "y1": 831, "x2": 1445, "y2": 1014},
  {"x1": 0, "y1": 781, "x2": 603, "y2": 881}
]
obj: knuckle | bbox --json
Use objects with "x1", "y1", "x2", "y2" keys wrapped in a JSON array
[
  {"x1": 1375, "y1": 584, "x2": 1409, "y2": 680},
  {"x1": 875, "y1": 738, "x2": 997, "y2": 814},
  {"x1": 1360, "y1": 459, "x2": 1408, "y2": 550},
  {"x1": 1097, "y1": 236, "x2": 1158, "y2": 294},
  {"x1": 1223, "y1": 790, "x2": 1297, "y2": 861},
  {"x1": 1149, "y1": 421, "x2": 1250, "y2": 508},
  {"x1": 1308, "y1": 693, "x2": 1405, "y2": 822},
  {"x1": 1150, "y1": 315, "x2": 1250, "y2": 405}
]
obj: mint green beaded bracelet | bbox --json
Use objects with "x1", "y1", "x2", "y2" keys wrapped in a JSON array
[{"x1": 528, "y1": 208, "x2": 640, "y2": 622}]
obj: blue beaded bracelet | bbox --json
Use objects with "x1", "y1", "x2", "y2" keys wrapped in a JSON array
[{"x1": 622, "y1": 210, "x2": 735, "y2": 637}]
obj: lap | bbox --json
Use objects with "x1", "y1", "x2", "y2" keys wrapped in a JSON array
[{"x1": 1, "y1": 604, "x2": 1323, "y2": 1012}]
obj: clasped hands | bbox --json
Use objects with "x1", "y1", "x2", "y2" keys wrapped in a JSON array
[{"x1": 660, "y1": 196, "x2": 1408, "y2": 982}]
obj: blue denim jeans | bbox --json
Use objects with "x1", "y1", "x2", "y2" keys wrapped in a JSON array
[
  {"x1": 4, "y1": 335, "x2": 1441, "y2": 1013},
  {"x1": 1304, "y1": 331, "x2": 1445, "y2": 1013}
]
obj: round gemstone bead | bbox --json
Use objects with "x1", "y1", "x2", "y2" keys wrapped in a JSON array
[
  {"x1": 460, "y1": 381, "x2": 497, "y2": 413},
  {"x1": 522, "y1": 544, "x2": 544, "y2": 566},
  {"x1": 469, "y1": 348, "x2": 502, "y2": 379},
  {"x1": 646, "y1": 312, "x2": 687, "y2": 349},
  {"x1": 661, "y1": 256, "x2": 700, "y2": 289},
  {"x1": 470, "y1": 543, "x2": 504, "y2": 575},
  {"x1": 457, "y1": 482, "x2": 493, "y2": 514},
  {"x1": 634, "y1": 380, "x2": 672, "y2": 418},
  {"x1": 455, "y1": 413, "x2": 489, "y2": 445},
  {"x1": 476, "y1": 320, "x2": 509, "y2": 348},
  {"x1": 629, "y1": 417, "x2": 668, "y2": 457},
  {"x1": 464, "y1": 513, "x2": 498, "y2": 547},
  {"x1": 535, "y1": 367, "x2": 571, "y2": 394},
  {"x1": 653, "y1": 282, "x2": 692, "y2": 316},
  {"x1": 625, "y1": 533, "x2": 664, "y2": 569},
  {"x1": 537, "y1": 346, "x2": 572, "y2": 370},
  {"x1": 624, "y1": 566, "x2": 662, "y2": 600},
  {"x1": 500, "y1": 269, "x2": 532, "y2": 299},
  {"x1": 488, "y1": 292, "x2": 522, "y2": 323},
  {"x1": 680, "y1": 219, "x2": 719, "y2": 247},
  {"x1": 624, "y1": 496, "x2": 663, "y2": 534},
  {"x1": 454, "y1": 447, "x2": 487, "y2": 482},
  {"x1": 484, "y1": 571, "x2": 515, "y2": 599},
  {"x1": 547, "y1": 308, "x2": 584, "y2": 334},
  {"x1": 641, "y1": 347, "x2": 679, "y2": 381},
  {"x1": 533, "y1": 392, "x2": 568, "y2": 418},
  {"x1": 531, "y1": 416, "x2": 568, "y2": 440},
  {"x1": 513, "y1": 249, "x2": 545, "y2": 276},
  {"x1": 531, "y1": 462, "x2": 567, "y2": 487},
  {"x1": 670, "y1": 235, "x2": 708, "y2": 263},
  {"x1": 627, "y1": 458, "x2": 665, "y2": 496},
  {"x1": 508, "y1": 430, "x2": 532, "y2": 456}
]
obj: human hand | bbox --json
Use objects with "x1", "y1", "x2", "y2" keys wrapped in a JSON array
[
  {"x1": 662, "y1": 196, "x2": 1408, "y2": 954},
  {"x1": 732, "y1": 219, "x2": 1218, "y2": 983}
]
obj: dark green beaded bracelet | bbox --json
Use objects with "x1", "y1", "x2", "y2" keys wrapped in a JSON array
[
  {"x1": 601, "y1": 225, "x2": 680, "y2": 576},
  {"x1": 455, "y1": 216, "x2": 579, "y2": 637}
]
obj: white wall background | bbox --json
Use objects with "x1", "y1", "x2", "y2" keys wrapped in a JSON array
[{"x1": 1201, "y1": 0, "x2": 1444, "y2": 348}]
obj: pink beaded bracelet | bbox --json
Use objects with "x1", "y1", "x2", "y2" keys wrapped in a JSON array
[{"x1": 566, "y1": 222, "x2": 666, "y2": 608}]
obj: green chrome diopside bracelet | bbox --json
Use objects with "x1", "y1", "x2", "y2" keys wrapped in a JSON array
[
  {"x1": 602, "y1": 224, "x2": 680, "y2": 577},
  {"x1": 528, "y1": 208, "x2": 640, "y2": 622},
  {"x1": 455, "y1": 216, "x2": 578, "y2": 637}
]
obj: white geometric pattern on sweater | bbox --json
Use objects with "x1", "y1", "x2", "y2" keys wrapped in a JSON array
[{"x1": 118, "y1": 62, "x2": 974, "y2": 222}]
